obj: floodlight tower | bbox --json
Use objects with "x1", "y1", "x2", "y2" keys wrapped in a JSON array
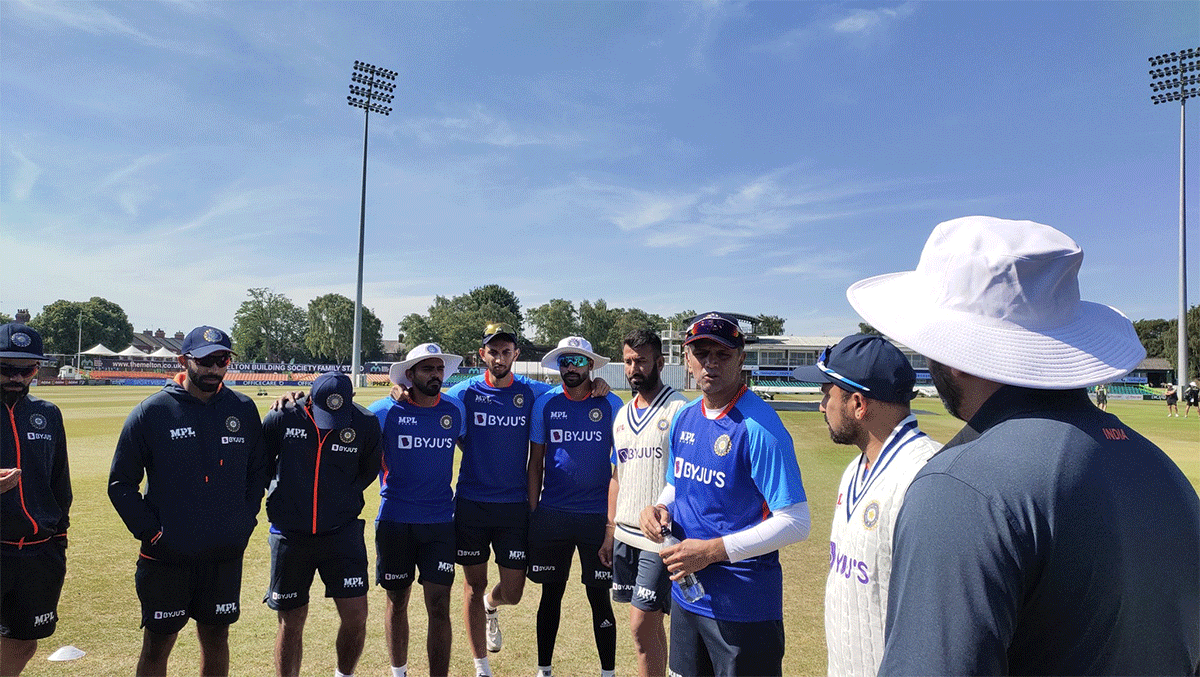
[
  {"x1": 1149, "y1": 48, "x2": 1199, "y2": 387},
  {"x1": 347, "y1": 61, "x2": 395, "y2": 387}
]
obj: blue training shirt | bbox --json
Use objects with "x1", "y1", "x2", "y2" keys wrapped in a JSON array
[
  {"x1": 667, "y1": 387, "x2": 807, "y2": 622},
  {"x1": 530, "y1": 388, "x2": 623, "y2": 514},
  {"x1": 446, "y1": 373, "x2": 553, "y2": 503},
  {"x1": 369, "y1": 394, "x2": 466, "y2": 524}
]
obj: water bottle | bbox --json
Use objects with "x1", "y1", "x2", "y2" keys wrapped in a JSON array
[{"x1": 660, "y1": 525, "x2": 706, "y2": 602}]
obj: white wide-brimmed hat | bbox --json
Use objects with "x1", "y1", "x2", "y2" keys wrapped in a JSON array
[
  {"x1": 541, "y1": 336, "x2": 611, "y2": 371},
  {"x1": 389, "y1": 343, "x2": 464, "y2": 387},
  {"x1": 846, "y1": 215, "x2": 1145, "y2": 389}
]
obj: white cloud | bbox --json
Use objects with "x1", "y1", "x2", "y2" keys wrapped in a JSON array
[
  {"x1": 833, "y1": 3, "x2": 917, "y2": 35},
  {"x1": 8, "y1": 0, "x2": 203, "y2": 53},
  {"x1": 6, "y1": 148, "x2": 41, "y2": 201},
  {"x1": 399, "y1": 105, "x2": 584, "y2": 148}
]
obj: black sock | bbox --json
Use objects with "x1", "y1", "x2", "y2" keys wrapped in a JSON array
[
  {"x1": 536, "y1": 580, "x2": 568, "y2": 667},
  {"x1": 587, "y1": 584, "x2": 617, "y2": 671}
]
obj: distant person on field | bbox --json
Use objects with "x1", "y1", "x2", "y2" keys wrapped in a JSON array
[
  {"x1": 846, "y1": 216, "x2": 1200, "y2": 674},
  {"x1": 792, "y1": 334, "x2": 940, "y2": 677},
  {"x1": 608, "y1": 329, "x2": 688, "y2": 677},
  {"x1": 527, "y1": 337, "x2": 623, "y2": 677},
  {"x1": 109, "y1": 326, "x2": 270, "y2": 677},
  {"x1": 369, "y1": 344, "x2": 465, "y2": 677},
  {"x1": 0, "y1": 324, "x2": 71, "y2": 676},
  {"x1": 1165, "y1": 381, "x2": 1179, "y2": 416},
  {"x1": 1185, "y1": 381, "x2": 1199, "y2": 418},
  {"x1": 262, "y1": 371, "x2": 382, "y2": 677},
  {"x1": 1094, "y1": 383, "x2": 1107, "y2": 411},
  {"x1": 639, "y1": 313, "x2": 811, "y2": 677}
]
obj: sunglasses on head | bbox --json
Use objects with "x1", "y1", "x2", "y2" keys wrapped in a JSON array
[
  {"x1": 817, "y1": 346, "x2": 871, "y2": 393},
  {"x1": 188, "y1": 353, "x2": 232, "y2": 368},
  {"x1": 0, "y1": 364, "x2": 38, "y2": 378},
  {"x1": 557, "y1": 354, "x2": 590, "y2": 369},
  {"x1": 483, "y1": 322, "x2": 516, "y2": 337},
  {"x1": 686, "y1": 318, "x2": 741, "y2": 342}
]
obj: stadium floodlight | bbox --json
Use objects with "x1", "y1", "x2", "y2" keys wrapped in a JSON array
[
  {"x1": 346, "y1": 61, "x2": 397, "y2": 387},
  {"x1": 1148, "y1": 47, "x2": 1200, "y2": 387}
]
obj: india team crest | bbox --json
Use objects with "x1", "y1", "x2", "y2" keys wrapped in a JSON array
[
  {"x1": 340, "y1": 428, "x2": 356, "y2": 444},
  {"x1": 713, "y1": 434, "x2": 731, "y2": 457},
  {"x1": 326, "y1": 393, "x2": 344, "y2": 411},
  {"x1": 225, "y1": 416, "x2": 241, "y2": 433},
  {"x1": 426, "y1": 345, "x2": 441, "y2": 354},
  {"x1": 11, "y1": 332, "x2": 31, "y2": 348},
  {"x1": 863, "y1": 501, "x2": 880, "y2": 530},
  {"x1": 513, "y1": 394, "x2": 524, "y2": 408},
  {"x1": 203, "y1": 328, "x2": 223, "y2": 343},
  {"x1": 29, "y1": 413, "x2": 47, "y2": 430},
  {"x1": 657, "y1": 418, "x2": 669, "y2": 431},
  {"x1": 440, "y1": 415, "x2": 453, "y2": 430},
  {"x1": 568, "y1": 338, "x2": 582, "y2": 348},
  {"x1": 589, "y1": 408, "x2": 602, "y2": 422}
]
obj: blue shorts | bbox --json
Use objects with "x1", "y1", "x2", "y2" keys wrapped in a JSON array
[
  {"x1": 527, "y1": 506, "x2": 611, "y2": 588},
  {"x1": 454, "y1": 498, "x2": 528, "y2": 569},
  {"x1": 612, "y1": 540, "x2": 671, "y2": 613},
  {"x1": 265, "y1": 520, "x2": 369, "y2": 611},
  {"x1": 669, "y1": 606, "x2": 784, "y2": 677},
  {"x1": 136, "y1": 555, "x2": 244, "y2": 634},
  {"x1": 376, "y1": 520, "x2": 456, "y2": 589},
  {"x1": 0, "y1": 540, "x2": 66, "y2": 641}
]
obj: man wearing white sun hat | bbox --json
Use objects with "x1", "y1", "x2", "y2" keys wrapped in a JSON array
[
  {"x1": 846, "y1": 216, "x2": 1200, "y2": 674},
  {"x1": 369, "y1": 343, "x2": 465, "y2": 677}
]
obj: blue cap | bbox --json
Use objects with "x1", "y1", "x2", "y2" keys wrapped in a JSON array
[
  {"x1": 792, "y1": 334, "x2": 915, "y2": 404},
  {"x1": 309, "y1": 371, "x2": 353, "y2": 430},
  {"x1": 0, "y1": 323, "x2": 47, "y2": 361},
  {"x1": 181, "y1": 326, "x2": 234, "y2": 358},
  {"x1": 683, "y1": 312, "x2": 744, "y2": 350}
]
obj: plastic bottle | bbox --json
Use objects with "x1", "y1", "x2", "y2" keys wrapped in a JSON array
[{"x1": 660, "y1": 525, "x2": 706, "y2": 602}]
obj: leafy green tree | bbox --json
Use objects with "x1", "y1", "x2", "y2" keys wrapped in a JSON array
[
  {"x1": 1133, "y1": 318, "x2": 1171, "y2": 359},
  {"x1": 755, "y1": 314, "x2": 786, "y2": 335},
  {"x1": 0, "y1": 311, "x2": 12, "y2": 324},
  {"x1": 231, "y1": 288, "x2": 309, "y2": 363},
  {"x1": 858, "y1": 322, "x2": 882, "y2": 336},
  {"x1": 1159, "y1": 305, "x2": 1199, "y2": 382},
  {"x1": 613, "y1": 308, "x2": 665, "y2": 345},
  {"x1": 397, "y1": 285, "x2": 525, "y2": 360},
  {"x1": 527, "y1": 299, "x2": 580, "y2": 344},
  {"x1": 398, "y1": 313, "x2": 436, "y2": 348},
  {"x1": 666, "y1": 310, "x2": 698, "y2": 332},
  {"x1": 579, "y1": 299, "x2": 623, "y2": 360},
  {"x1": 31, "y1": 297, "x2": 134, "y2": 355},
  {"x1": 305, "y1": 294, "x2": 383, "y2": 364}
]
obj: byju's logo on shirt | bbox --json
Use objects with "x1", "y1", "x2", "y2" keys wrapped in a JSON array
[
  {"x1": 673, "y1": 457, "x2": 726, "y2": 487},
  {"x1": 473, "y1": 412, "x2": 527, "y2": 427},
  {"x1": 170, "y1": 427, "x2": 197, "y2": 441},
  {"x1": 550, "y1": 429, "x2": 602, "y2": 443},
  {"x1": 398, "y1": 435, "x2": 455, "y2": 450}
]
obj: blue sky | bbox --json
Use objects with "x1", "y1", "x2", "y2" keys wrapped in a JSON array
[{"x1": 2, "y1": 1, "x2": 1197, "y2": 342}]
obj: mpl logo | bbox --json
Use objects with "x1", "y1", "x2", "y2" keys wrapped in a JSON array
[
  {"x1": 508, "y1": 550, "x2": 525, "y2": 561},
  {"x1": 679, "y1": 431, "x2": 696, "y2": 445},
  {"x1": 634, "y1": 586, "x2": 657, "y2": 602},
  {"x1": 593, "y1": 570, "x2": 612, "y2": 581},
  {"x1": 344, "y1": 577, "x2": 365, "y2": 588},
  {"x1": 170, "y1": 427, "x2": 196, "y2": 441},
  {"x1": 215, "y1": 602, "x2": 238, "y2": 614},
  {"x1": 437, "y1": 561, "x2": 454, "y2": 573},
  {"x1": 32, "y1": 612, "x2": 55, "y2": 626},
  {"x1": 284, "y1": 427, "x2": 307, "y2": 440},
  {"x1": 550, "y1": 411, "x2": 567, "y2": 419}
]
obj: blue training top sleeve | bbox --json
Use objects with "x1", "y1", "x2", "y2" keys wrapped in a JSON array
[
  {"x1": 529, "y1": 391, "x2": 550, "y2": 445},
  {"x1": 367, "y1": 396, "x2": 393, "y2": 429},
  {"x1": 744, "y1": 415, "x2": 806, "y2": 511},
  {"x1": 445, "y1": 394, "x2": 467, "y2": 439},
  {"x1": 664, "y1": 403, "x2": 690, "y2": 488}
]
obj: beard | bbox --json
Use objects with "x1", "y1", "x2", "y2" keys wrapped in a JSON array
[
  {"x1": 488, "y1": 360, "x2": 511, "y2": 380},
  {"x1": 562, "y1": 371, "x2": 586, "y2": 388},
  {"x1": 628, "y1": 364, "x2": 661, "y2": 395},
  {"x1": 186, "y1": 365, "x2": 223, "y2": 393},
  {"x1": 928, "y1": 360, "x2": 966, "y2": 420},
  {"x1": 414, "y1": 378, "x2": 442, "y2": 398},
  {"x1": 1, "y1": 382, "x2": 29, "y2": 406}
]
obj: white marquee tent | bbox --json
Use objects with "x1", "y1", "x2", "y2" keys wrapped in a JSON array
[
  {"x1": 116, "y1": 345, "x2": 148, "y2": 357},
  {"x1": 147, "y1": 346, "x2": 178, "y2": 358},
  {"x1": 81, "y1": 344, "x2": 117, "y2": 356}
]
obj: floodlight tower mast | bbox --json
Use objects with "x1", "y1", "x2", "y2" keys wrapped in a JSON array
[{"x1": 346, "y1": 61, "x2": 395, "y2": 387}]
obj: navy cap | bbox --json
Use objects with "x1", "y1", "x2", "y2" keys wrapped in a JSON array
[
  {"x1": 0, "y1": 323, "x2": 47, "y2": 361},
  {"x1": 792, "y1": 334, "x2": 916, "y2": 404},
  {"x1": 683, "y1": 312, "x2": 744, "y2": 350},
  {"x1": 309, "y1": 372, "x2": 354, "y2": 430},
  {"x1": 482, "y1": 321, "x2": 518, "y2": 347},
  {"x1": 181, "y1": 326, "x2": 234, "y2": 358}
]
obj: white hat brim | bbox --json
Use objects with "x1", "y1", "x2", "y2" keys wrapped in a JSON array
[
  {"x1": 541, "y1": 347, "x2": 610, "y2": 371},
  {"x1": 847, "y1": 271, "x2": 1145, "y2": 389},
  {"x1": 389, "y1": 353, "x2": 464, "y2": 387}
]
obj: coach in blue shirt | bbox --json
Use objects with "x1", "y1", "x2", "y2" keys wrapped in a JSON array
[{"x1": 640, "y1": 313, "x2": 811, "y2": 677}]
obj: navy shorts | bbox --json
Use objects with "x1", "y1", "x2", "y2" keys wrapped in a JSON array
[
  {"x1": 454, "y1": 498, "x2": 528, "y2": 569},
  {"x1": 669, "y1": 606, "x2": 784, "y2": 677},
  {"x1": 526, "y1": 506, "x2": 611, "y2": 588},
  {"x1": 0, "y1": 540, "x2": 66, "y2": 641},
  {"x1": 612, "y1": 540, "x2": 671, "y2": 613},
  {"x1": 265, "y1": 520, "x2": 369, "y2": 611},
  {"x1": 376, "y1": 520, "x2": 456, "y2": 589},
  {"x1": 136, "y1": 555, "x2": 244, "y2": 634}
]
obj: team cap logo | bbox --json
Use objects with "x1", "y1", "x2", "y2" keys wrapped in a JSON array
[
  {"x1": 203, "y1": 328, "x2": 223, "y2": 343},
  {"x1": 863, "y1": 501, "x2": 880, "y2": 530},
  {"x1": 568, "y1": 338, "x2": 582, "y2": 348},
  {"x1": 11, "y1": 332, "x2": 31, "y2": 348},
  {"x1": 340, "y1": 428, "x2": 356, "y2": 444},
  {"x1": 440, "y1": 414, "x2": 453, "y2": 430},
  {"x1": 225, "y1": 416, "x2": 241, "y2": 433},
  {"x1": 589, "y1": 408, "x2": 602, "y2": 422},
  {"x1": 326, "y1": 393, "x2": 344, "y2": 411},
  {"x1": 713, "y1": 434, "x2": 731, "y2": 457},
  {"x1": 29, "y1": 413, "x2": 47, "y2": 430},
  {"x1": 426, "y1": 345, "x2": 441, "y2": 354},
  {"x1": 657, "y1": 418, "x2": 669, "y2": 431},
  {"x1": 513, "y1": 394, "x2": 524, "y2": 408}
]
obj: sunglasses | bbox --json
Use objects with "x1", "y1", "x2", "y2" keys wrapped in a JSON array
[
  {"x1": 817, "y1": 346, "x2": 871, "y2": 393},
  {"x1": 188, "y1": 353, "x2": 232, "y2": 368},
  {"x1": 0, "y1": 364, "x2": 38, "y2": 378},
  {"x1": 557, "y1": 354, "x2": 591, "y2": 369},
  {"x1": 483, "y1": 322, "x2": 516, "y2": 338}
]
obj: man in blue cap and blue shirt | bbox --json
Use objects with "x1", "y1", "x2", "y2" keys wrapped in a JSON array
[
  {"x1": 0, "y1": 323, "x2": 71, "y2": 676},
  {"x1": 639, "y1": 312, "x2": 810, "y2": 677},
  {"x1": 109, "y1": 325, "x2": 270, "y2": 677},
  {"x1": 263, "y1": 371, "x2": 382, "y2": 677},
  {"x1": 792, "y1": 334, "x2": 940, "y2": 677}
]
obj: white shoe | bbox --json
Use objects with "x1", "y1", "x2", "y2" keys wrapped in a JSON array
[{"x1": 485, "y1": 606, "x2": 502, "y2": 652}]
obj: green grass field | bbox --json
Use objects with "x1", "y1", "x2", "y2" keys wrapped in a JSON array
[{"x1": 14, "y1": 385, "x2": 1199, "y2": 676}]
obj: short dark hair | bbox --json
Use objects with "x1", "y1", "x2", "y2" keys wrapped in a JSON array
[{"x1": 624, "y1": 329, "x2": 662, "y2": 356}]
